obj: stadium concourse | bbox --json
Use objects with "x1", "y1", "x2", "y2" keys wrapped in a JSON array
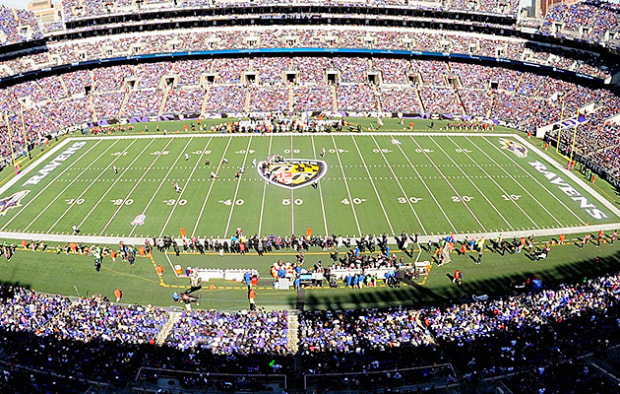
[{"x1": 0, "y1": 0, "x2": 619, "y2": 391}]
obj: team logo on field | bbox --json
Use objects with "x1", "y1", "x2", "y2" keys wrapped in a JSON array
[
  {"x1": 258, "y1": 159, "x2": 327, "y2": 189},
  {"x1": 499, "y1": 138, "x2": 527, "y2": 158},
  {"x1": 131, "y1": 214, "x2": 146, "y2": 226},
  {"x1": 0, "y1": 190, "x2": 30, "y2": 216}
]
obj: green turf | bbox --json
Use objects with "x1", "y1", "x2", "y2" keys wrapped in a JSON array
[
  {"x1": 0, "y1": 236, "x2": 617, "y2": 310},
  {"x1": 1, "y1": 133, "x2": 616, "y2": 238}
]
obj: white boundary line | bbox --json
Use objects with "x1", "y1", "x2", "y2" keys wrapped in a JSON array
[
  {"x1": 392, "y1": 140, "x2": 457, "y2": 233},
  {"x1": 223, "y1": 136, "x2": 253, "y2": 237},
  {"x1": 369, "y1": 135, "x2": 426, "y2": 233},
  {"x1": 466, "y1": 136, "x2": 564, "y2": 227},
  {"x1": 409, "y1": 136, "x2": 488, "y2": 231},
  {"x1": 350, "y1": 136, "x2": 396, "y2": 235},
  {"x1": 445, "y1": 136, "x2": 540, "y2": 229},
  {"x1": 2, "y1": 140, "x2": 106, "y2": 230},
  {"x1": 331, "y1": 135, "x2": 362, "y2": 236},
  {"x1": 429, "y1": 136, "x2": 514, "y2": 231},
  {"x1": 2, "y1": 222, "x2": 618, "y2": 247},
  {"x1": 190, "y1": 136, "x2": 233, "y2": 237},
  {"x1": 310, "y1": 135, "x2": 329, "y2": 236},
  {"x1": 257, "y1": 136, "x2": 273, "y2": 237}
]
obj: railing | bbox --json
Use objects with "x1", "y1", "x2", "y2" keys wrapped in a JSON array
[
  {"x1": 303, "y1": 363, "x2": 456, "y2": 391},
  {"x1": 134, "y1": 367, "x2": 288, "y2": 391}
]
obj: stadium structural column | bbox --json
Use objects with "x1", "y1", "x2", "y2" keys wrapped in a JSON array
[
  {"x1": 568, "y1": 109, "x2": 579, "y2": 170},
  {"x1": 3, "y1": 112, "x2": 17, "y2": 174}
]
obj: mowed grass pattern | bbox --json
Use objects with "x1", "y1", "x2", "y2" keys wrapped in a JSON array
[{"x1": 1, "y1": 133, "x2": 617, "y2": 238}]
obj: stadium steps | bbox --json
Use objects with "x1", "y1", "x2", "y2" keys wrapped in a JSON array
[
  {"x1": 288, "y1": 85, "x2": 294, "y2": 112},
  {"x1": 89, "y1": 94, "x2": 97, "y2": 122},
  {"x1": 155, "y1": 311, "x2": 182, "y2": 346},
  {"x1": 454, "y1": 89, "x2": 466, "y2": 117},
  {"x1": 118, "y1": 89, "x2": 130, "y2": 118},
  {"x1": 330, "y1": 85, "x2": 337, "y2": 112},
  {"x1": 415, "y1": 87, "x2": 426, "y2": 114},
  {"x1": 487, "y1": 90, "x2": 495, "y2": 119},
  {"x1": 200, "y1": 85, "x2": 210, "y2": 116},
  {"x1": 158, "y1": 87, "x2": 170, "y2": 117},
  {"x1": 244, "y1": 86, "x2": 250, "y2": 112},
  {"x1": 287, "y1": 310, "x2": 300, "y2": 355}
]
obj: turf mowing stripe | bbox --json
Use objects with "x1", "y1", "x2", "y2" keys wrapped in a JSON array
[
  {"x1": 156, "y1": 137, "x2": 215, "y2": 237},
  {"x1": 391, "y1": 139, "x2": 457, "y2": 233},
  {"x1": 190, "y1": 136, "x2": 233, "y2": 237},
  {"x1": 67, "y1": 139, "x2": 158, "y2": 233},
  {"x1": 128, "y1": 138, "x2": 204, "y2": 236},
  {"x1": 409, "y1": 136, "x2": 487, "y2": 232},
  {"x1": 310, "y1": 135, "x2": 329, "y2": 236},
  {"x1": 224, "y1": 136, "x2": 253, "y2": 237},
  {"x1": 349, "y1": 136, "x2": 395, "y2": 235},
  {"x1": 100, "y1": 138, "x2": 189, "y2": 235},
  {"x1": 428, "y1": 136, "x2": 515, "y2": 231},
  {"x1": 3, "y1": 139, "x2": 106, "y2": 230},
  {"x1": 369, "y1": 135, "x2": 426, "y2": 234},
  {"x1": 465, "y1": 136, "x2": 564, "y2": 227},
  {"x1": 257, "y1": 136, "x2": 273, "y2": 237},
  {"x1": 330, "y1": 135, "x2": 362, "y2": 236},
  {"x1": 446, "y1": 136, "x2": 540, "y2": 228},
  {"x1": 482, "y1": 137, "x2": 586, "y2": 225}
]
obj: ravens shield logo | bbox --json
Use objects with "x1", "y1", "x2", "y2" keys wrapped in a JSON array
[{"x1": 258, "y1": 159, "x2": 327, "y2": 189}]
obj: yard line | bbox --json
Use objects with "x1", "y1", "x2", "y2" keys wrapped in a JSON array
[
  {"x1": 130, "y1": 137, "x2": 202, "y2": 236},
  {"x1": 446, "y1": 136, "x2": 540, "y2": 228},
  {"x1": 290, "y1": 135, "x2": 295, "y2": 235},
  {"x1": 224, "y1": 136, "x2": 253, "y2": 237},
  {"x1": 483, "y1": 136, "x2": 587, "y2": 225},
  {"x1": 190, "y1": 136, "x2": 233, "y2": 237},
  {"x1": 331, "y1": 135, "x2": 362, "y2": 237},
  {"x1": 257, "y1": 136, "x2": 273, "y2": 236},
  {"x1": 349, "y1": 136, "x2": 395, "y2": 235},
  {"x1": 100, "y1": 138, "x2": 184, "y2": 235},
  {"x1": 6, "y1": 140, "x2": 106, "y2": 229},
  {"x1": 155, "y1": 138, "x2": 210, "y2": 237},
  {"x1": 369, "y1": 135, "x2": 426, "y2": 233},
  {"x1": 392, "y1": 141, "x2": 457, "y2": 233},
  {"x1": 429, "y1": 136, "x2": 514, "y2": 230},
  {"x1": 464, "y1": 136, "x2": 563, "y2": 227},
  {"x1": 409, "y1": 136, "x2": 487, "y2": 231},
  {"x1": 64, "y1": 139, "x2": 158, "y2": 233},
  {"x1": 310, "y1": 135, "x2": 329, "y2": 236}
]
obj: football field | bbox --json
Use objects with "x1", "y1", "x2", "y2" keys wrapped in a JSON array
[{"x1": 0, "y1": 131, "x2": 619, "y2": 241}]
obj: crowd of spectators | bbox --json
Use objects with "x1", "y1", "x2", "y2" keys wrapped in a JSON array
[
  {"x1": 0, "y1": 266, "x2": 618, "y2": 390},
  {"x1": 166, "y1": 310, "x2": 288, "y2": 355},
  {"x1": 59, "y1": 0, "x2": 521, "y2": 22},
  {"x1": 0, "y1": 27, "x2": 614, "y2": 80},
  {"x1": 541, "y1": 0, "x2": 619, "y2": 47}
]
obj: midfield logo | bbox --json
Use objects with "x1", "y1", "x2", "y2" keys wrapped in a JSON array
[
  {"x1": 258, "y1": 159, "x2": 327, "y2": 189},
  {"x1": 0, "y1": 190, "x2": 30, "y2": 216},
  {"x1": 499, "y1": 138, "x2": 527, "y2": 158}
]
